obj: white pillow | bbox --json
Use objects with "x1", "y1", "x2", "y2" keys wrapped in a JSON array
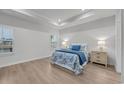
[{"x1": 80, "y1": 43, "x2": 88, "y2": 51}]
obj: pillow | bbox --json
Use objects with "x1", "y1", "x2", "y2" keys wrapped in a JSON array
[
  {"x1": 69, "y1": 43, "x2": 88, "y2": 51},
  {"x1": 71, "y1": 45, "x2": 81, "y2": 51},
  {"x1": 80, "y1": 44, "x2": 87, "y2": 51}
]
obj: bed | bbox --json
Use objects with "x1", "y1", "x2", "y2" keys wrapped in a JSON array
[{"x1": 51, "y1": 44, "x2": 88, "y2": 75}]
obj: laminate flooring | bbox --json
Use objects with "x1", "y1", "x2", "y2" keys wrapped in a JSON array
[{"x1": 0, "y1": 58, "x2": 121, "y2": 84}]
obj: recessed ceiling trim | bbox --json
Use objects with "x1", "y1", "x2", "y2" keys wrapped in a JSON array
[
  {"x1": 79, "y1": 12, "x2": 94, "y2": 19},
  {"x1": 10, "y1": 9, "x2": 59, "y2": 28},
  {"x1": 10, "y1": 9, "x2": 94, "y2": 28},
  {"x1": 11, "y1": 9, "x2": 34, "y2": 17},
  {"x1": 1, "y1": 9, "x2": 117, "y2": 30}
]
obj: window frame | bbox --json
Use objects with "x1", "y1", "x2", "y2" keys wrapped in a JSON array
[{"x1": 0, "y1": 25, "x2": 14, "y2": 55}]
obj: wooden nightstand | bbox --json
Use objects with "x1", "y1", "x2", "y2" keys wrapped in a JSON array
[{"x1": 90, "y1": 51, "x2": 107, "y2": 67}]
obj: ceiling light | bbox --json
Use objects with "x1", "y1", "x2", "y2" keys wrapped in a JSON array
[
  {"x1": 52, "y1": 22, "x2": 66, "y2": 26},
  {"x1": 81, "y1": 9, "x2": 85, "y2": 11},
  {"x1": 58, "y1": 19, "x2": 61, "y2": 23}
]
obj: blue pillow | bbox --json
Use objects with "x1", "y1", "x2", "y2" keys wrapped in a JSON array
[{"x1": 71, "y1": 45, "x2": 81, "y2": 51}]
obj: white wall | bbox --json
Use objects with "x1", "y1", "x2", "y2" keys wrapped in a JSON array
[
  {"x1": 122, "y1": 10, "x2": 124, "y2": 83},
  {"x1": 0, "y1": 26, "x2": 53, "y2": 67},
  {"x1": 60, "y1": 16, "x2": 116, "y2": 65},
  {"x1": 115, "y1": 10, "x2": 122, "y2": 73},
  {"x1": 0, "y1": 13, "x2": 57, "y2": 68}
]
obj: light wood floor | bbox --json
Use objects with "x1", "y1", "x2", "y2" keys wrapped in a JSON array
[{"x1": 0, "y1": 58, "x2": 121, "y2": 84}]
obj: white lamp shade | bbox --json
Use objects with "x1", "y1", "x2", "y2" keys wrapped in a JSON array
[
  {"x1": 62, "y1": 41, "x2": 66, "y2": 45},
  {"x1": 97, "y1": 40, "x2": 106, "y2": 51},
  {"x1": 98, "y1": 40, "x2": 105, "y2": 45}
]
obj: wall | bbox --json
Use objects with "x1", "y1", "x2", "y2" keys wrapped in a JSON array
[
  {"x1": 115, "y1": 10, "x2": 122, "y2": 73},
  {"x1": 0, "y1": 13, "x2": 57, "y2": 68},
  {"x1": 0, "y1": 27, "x2": 52, "y2": 67},
  {"x1": 60, "y1": 16, "x2": 116, "y2": 65},
  {"x1": 122, "y1": 10, "x2": 124, "y2": 83}
]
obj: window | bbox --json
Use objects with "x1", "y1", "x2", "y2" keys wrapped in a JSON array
[
  {"x1": 0, "y1": 25, "x2": 14, "y2": 53},
  {"x1": 50, "y1": 35, "x2": 57, "y2": 48}
]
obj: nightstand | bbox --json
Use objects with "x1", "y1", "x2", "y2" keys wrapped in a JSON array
[{"x1": 90, "y1": 51, "x2": 107, "y2": 67}]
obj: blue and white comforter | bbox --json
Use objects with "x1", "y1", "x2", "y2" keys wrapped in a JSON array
[{"x1": 51, "y1": 49, "x2": 88, "y2": 74}]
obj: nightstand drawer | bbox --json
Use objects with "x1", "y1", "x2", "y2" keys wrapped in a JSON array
[
  {"x1": 92, "y1": 55, "x2": 107, "y2": 60},
  {"x1": 90, "y1": 51, "x2": 107, "y2": 67},
  {"x1": 92, "y1": 51, "x2": 107, "y2": 56},
  {"x1": 93, "y1": 59, "x2": 107, "y2": 64}
]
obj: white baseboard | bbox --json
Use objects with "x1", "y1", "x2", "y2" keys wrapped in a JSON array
[{"x1": 0, "y1": 55, "x2": 51, "y2": 68}]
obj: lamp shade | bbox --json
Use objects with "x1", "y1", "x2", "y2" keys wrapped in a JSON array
[
  {"x1": 62, "y1": 41, "x2": 67, "y2": 45},
  {"x1": 98, "y1": 40, "x2": 105, "y2": 45},
  {"x1": 97, "y1": 40, "x2": 106, "y2": 51},
  {"x1": 62, "y1": 39, "x2": 69, "y2": 48}
]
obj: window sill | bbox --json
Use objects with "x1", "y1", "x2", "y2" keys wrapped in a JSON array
[{"x1": 0, "y1": 52, "x2": 14, "y2": 57}]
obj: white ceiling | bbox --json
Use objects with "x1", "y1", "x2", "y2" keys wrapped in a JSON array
[
  {"x1": 29, "y1": 9, "x2": 83, "y2": 22},
  {"x1": 60, "y1": 9, "x2": 117, "y2": 29},
  {"x1": 0, "y1": 9, "x2": 118, "y2": 29}
]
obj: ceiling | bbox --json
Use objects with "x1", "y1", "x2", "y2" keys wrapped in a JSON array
[
  {"x1": 29, "y1": 9, "x2": 83, "y2": 22},
  {"x1": 0, "y1": 9, "x2": 118, "y2": 29}
]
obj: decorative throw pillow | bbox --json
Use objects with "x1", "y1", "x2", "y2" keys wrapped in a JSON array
[{"x1": 71, "y1": 45, "x2": 81, "y2": 51}]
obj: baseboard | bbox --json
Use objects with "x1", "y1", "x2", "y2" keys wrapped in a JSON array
[{"x1": 0, "y1": 55, "x2": 51, "y2": 69}]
